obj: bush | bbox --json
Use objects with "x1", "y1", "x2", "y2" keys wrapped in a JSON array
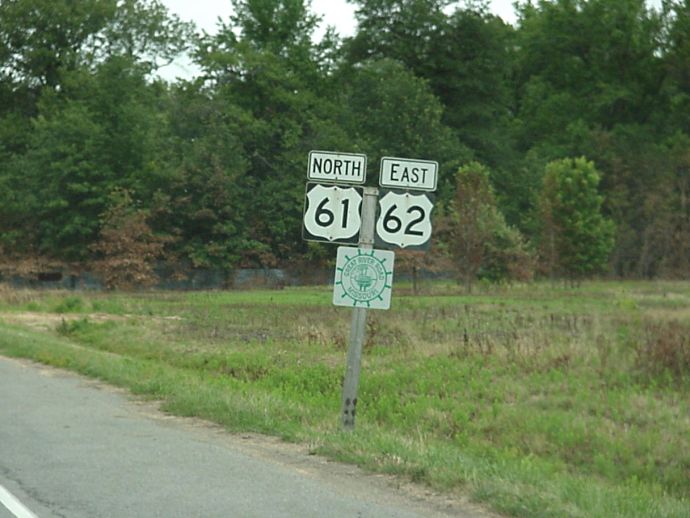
[
  {"x1": 441, "y1": 162, "x2": 535, "y2": 289},
  {"x1": 481, "y1": 213, "x2": 535, "y2": 283},
  {"x1": 91, "y1": 189, "x2": 168, "y2": 290}
]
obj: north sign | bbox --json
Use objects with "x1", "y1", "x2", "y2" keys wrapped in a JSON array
[
  {"x1": 379, "y1": 157, "x2": 438, "y2": 192},
  {"x1": 308, "y1": 150, "x2": 367, "y2": 185},
  {"x1": 303, "y1": 183, "x2": 363, "y2": 244}
]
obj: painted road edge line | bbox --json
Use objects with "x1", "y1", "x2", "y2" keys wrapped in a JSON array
[{"x1": 0, "y1": 484, "x2": 39, "y2": 518}]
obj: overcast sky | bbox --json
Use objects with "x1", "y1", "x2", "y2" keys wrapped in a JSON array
[
  {"x1": 157, "y1": 0, "x2": 518, "y2": 79},
  {"x1": 156, "y1": 0, "x2": 665, "y2": 79},
  {"x1": 159, "y1": 0, "x2": 518, "y2": 36}
]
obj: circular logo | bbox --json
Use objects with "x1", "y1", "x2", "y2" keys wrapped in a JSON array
[{"x1": 336, "y1": 250, "x2": 392, "y2": 307}]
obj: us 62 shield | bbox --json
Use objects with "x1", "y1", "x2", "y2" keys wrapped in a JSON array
[
  {"x1": 302, "y1": 182, "x2": 363, "y2": 244},
  {"x1": 375, "y1": 190, "x2": 434, "y2": 250}
]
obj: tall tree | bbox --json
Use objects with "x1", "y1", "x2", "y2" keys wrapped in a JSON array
[
  {"x1": 192, "y1": 0, "x2": 350, "y2": 266},
  {"x1": 538, "y1": 157, "x2": 615, "y2": 281},
  {"x1": 514, "y1": 0, "x2": 665, "y2": 144},
  {"x1": 341, "y1": 58, "x2": 466, "y2": 198},
  {"x1": 659, "y1": 0, "x2": 690, "y2": 135},
  {"x1": 346, "y1": 0, "x2": 450, "y2": 71},
  {"x1": 346, "y1": 1, "x2": 520, "y2": 218},
  {"x1": 0, "y1": 0, "x2": 192, "y2": 105},
  {"x1": 0, "y1": 58, "x2": 173, "y2": 260},
  {"x1": 155, "y1": 84, "x2": 256, "y2": 269},
  {"x1": 445, "y1": 162, "x2": 497, "y2": 291}
]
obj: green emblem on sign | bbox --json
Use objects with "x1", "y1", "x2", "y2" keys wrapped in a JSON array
[{"x1": 334, "y1": 248, "x2": 394, "y2": 309}]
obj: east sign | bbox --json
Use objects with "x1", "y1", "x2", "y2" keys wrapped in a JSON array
[{"x1": 379, "y1": 157, "x2": 438, "y2": 192}]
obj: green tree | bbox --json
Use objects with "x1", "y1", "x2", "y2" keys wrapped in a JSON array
[
  {"x1": 515, "y1": 0, "x2": 664, "y2": 134},
  {"x1": 0, "y1": 0, "x2": 192, "y2": 111},
  {"x1": 341, "y1": 58, "x2": 466, "y2": 198},
  {"x1": 155, "y1": 84, "x2": 257, "y2": 269},
  {"x1": 0, "y1": 57, "x2": 173, "y2": 261},
  {"x1": 192, "y1": 0, "x2": 350, "y2": 266},
  {"x1": 659, "y1": 0, "x2": 690, "y2": 135},
  {"x1": 538, "y1": 157, "x2": 615, "y2": 281},
  {"x1": 345, "y1": 0, "x2": 449, "y2": 71},
  {"x1": 0, "y1": 1, "x2": 190, "y2": 263},
  {"x1": 345, "y1": 1, "x2": 515, "y2": 166},
  {"x1": 433, "y1": 7, "x2": 516, "y2": 168},
  {"x1": 636, "y1": 134, "x2": 690, "y2": 278},
  {"x1": 346, "y1": 1, "x2": 521, "y2": 221}
]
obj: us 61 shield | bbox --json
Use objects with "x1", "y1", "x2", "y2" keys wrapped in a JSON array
[
  {"x1": 375, "y1": 189, "x2": 434, "y2": 250},
  {"x1": 302, "y1": 182, "x2": 363, "y2": 244}
]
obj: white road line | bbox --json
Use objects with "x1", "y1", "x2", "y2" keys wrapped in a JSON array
[{"x1": 0, "y1": 484, "x2": 39, "y2": 518}]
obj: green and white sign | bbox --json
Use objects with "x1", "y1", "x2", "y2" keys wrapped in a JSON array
[{"x1": 333, "y1": 247, "x2": 395, "y2": 310}]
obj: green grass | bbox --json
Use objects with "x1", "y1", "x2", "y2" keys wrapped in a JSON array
[{"x1": 0, "y1": 281, "x2": 689, "y2": 517}]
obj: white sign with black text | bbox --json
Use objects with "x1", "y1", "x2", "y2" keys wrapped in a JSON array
[
  {"x1": 308, "y1": 151, "x2": 367, "y2": 185},
  {"x1": 379, "y1": 157, "x2": 438, "y2": 191},
  {"x1": 376, "y1": 191, "x2": 434, "y2": 249},
  {"x1": 303, "y1": 183, "x2": 363, "y2": 244}
]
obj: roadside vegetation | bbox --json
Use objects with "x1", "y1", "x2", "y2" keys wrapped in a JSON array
[{"x1": 1, "y1": 281, "x2": 688, "y2": 517}]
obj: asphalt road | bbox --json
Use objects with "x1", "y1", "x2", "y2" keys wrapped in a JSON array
[{"x1": 0, "y1": 356, "x2": 492, "y2": 518}]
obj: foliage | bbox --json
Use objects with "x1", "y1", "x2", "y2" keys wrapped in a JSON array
[
  {"x1": 339, "y1": 58, "x2": 466, "y2": 197},
  {"x1": 538, "y1": 158, "x2": 615, "y2": 280},
  {"x1": 482, "y1": 216, "x2": 535, "y2": 283},
  {"x1": 0, "y1": 0, "x2": 689, "y2": 279},
  {"x1": 191, "y1": 0, "x2": 352, "y2": 266},
  {"x1": 0, "y1": 0, "x2": 188, "y2": 263}
]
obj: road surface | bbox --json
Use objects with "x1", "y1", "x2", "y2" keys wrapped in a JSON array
[{"x1": 0, "y1": 356, "x2": 493, "y2": 518}]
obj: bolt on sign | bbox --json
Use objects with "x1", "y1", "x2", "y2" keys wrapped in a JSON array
[{"x1": 333, "y1": 247, "x2": 394, "y2": 310}]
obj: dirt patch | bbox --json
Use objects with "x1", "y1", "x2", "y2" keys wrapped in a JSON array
[
  {"x1": 0, "y1": 311, "x2": 182, "y2": 332},
  {"x1": 0, "y1": 311, "x2": 126, "y2": 331}
]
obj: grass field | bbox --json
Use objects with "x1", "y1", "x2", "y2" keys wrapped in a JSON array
[{"x1": 0, "y1": 281, "x2": 688, "y2": 517}]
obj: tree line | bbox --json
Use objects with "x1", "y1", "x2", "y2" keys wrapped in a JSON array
[{"x1": 1, "y1": 0, "x2": 688, "y2": 286}]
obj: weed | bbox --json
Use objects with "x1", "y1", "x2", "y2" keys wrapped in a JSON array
[
  {"x1": 56, "y1": 317, "x2": 91, "y2": 336},
  {"x1": 53, "y1": 295, "x2": 84, "y2": 313},
  {"x1": 0, "y1": 283, "x2": 41, "y2": 307},
  {"x1": 636, "y1": 320, "x2": 690, "y2": 381}
]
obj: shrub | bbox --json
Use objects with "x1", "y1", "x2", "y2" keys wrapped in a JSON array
[{"x1": 91, "y1": 189, "x2": 168, "y2": 290}]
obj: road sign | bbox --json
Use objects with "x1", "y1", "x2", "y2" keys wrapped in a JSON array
[
  {"x1": 308, "y1": 150, "x2": 367, "y2": 185},
  {"x1": 333, "y1": 247, "x2": 394, "y2": 310},
  {"x1": 379, "y1": 157, "x2": 438, "y2": 191},
  {"x1": 375, "y1": 190, "x2": 434, "y2": 249},
  {"x1": 303, "y1": 183, "x2": 363, "y2": 243}
]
